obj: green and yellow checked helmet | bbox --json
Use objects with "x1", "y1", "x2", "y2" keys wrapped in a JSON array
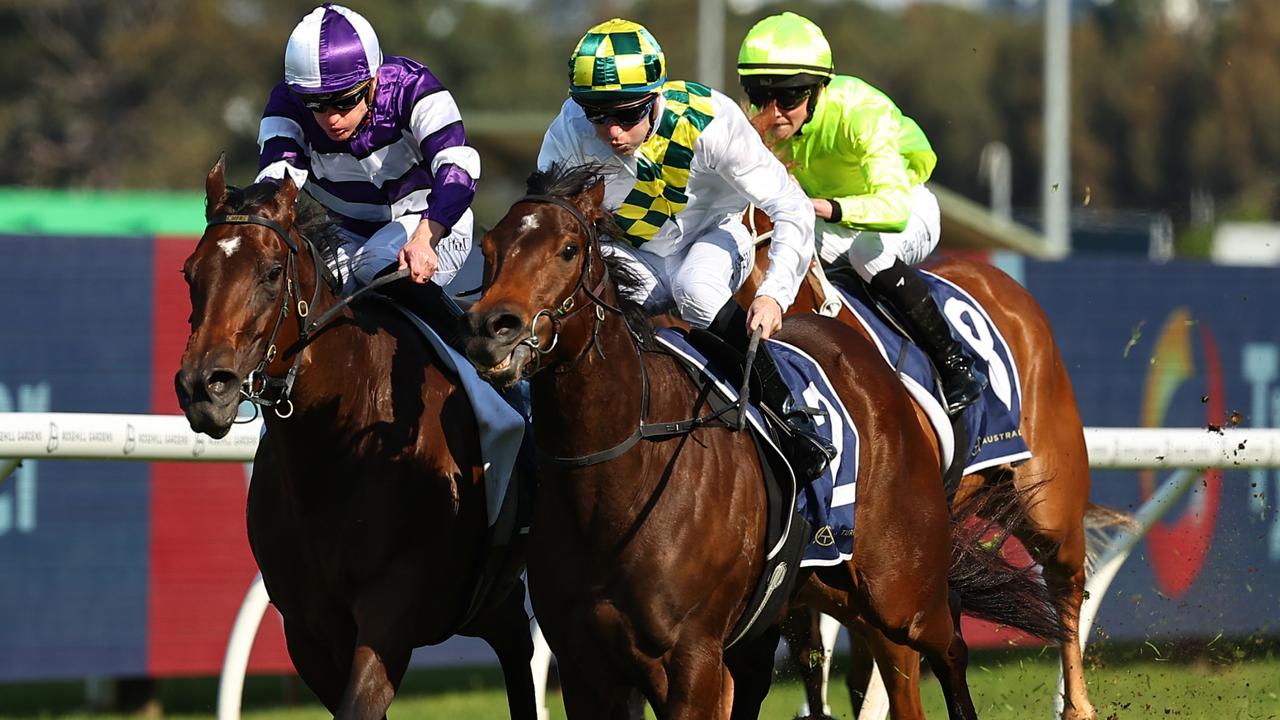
[
  {"x1": 568, "y1": 19, "x2": 666, "y2": 103},
  {"x1": 737, "y1": 12, "x2": 835, "y2": 85}
]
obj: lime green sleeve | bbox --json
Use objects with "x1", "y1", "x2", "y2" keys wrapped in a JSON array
[{"x1": 830, "y1": 97, "x2": 913, "y2": 233}]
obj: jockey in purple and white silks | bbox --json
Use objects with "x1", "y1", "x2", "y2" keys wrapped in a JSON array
[
  {"x1": 256, "y1": 3, "x2": 478, "y2": 314},
  {"x1": 252, "y1": 4, "x2": 527, "y2": 509}
]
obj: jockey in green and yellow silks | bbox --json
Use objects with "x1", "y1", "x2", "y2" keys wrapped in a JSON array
[
  {"x1": 538, "y1": 18, "x2": 837, "y2": 480},
  {"x1": 738, "y1": 12, "x2": 986, "y2": 415}
]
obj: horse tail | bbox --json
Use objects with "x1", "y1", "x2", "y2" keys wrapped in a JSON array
[
  {"x1": 1082, "y1": 501, "x2": 1139, "y2": 574},
  {"x1": 946, "y1": 482, "x2": 1066, "y2": 642}
]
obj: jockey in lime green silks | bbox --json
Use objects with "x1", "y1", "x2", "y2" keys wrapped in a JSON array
[{"x1": 738, "y1": 12, "x2": 987, "y2": 415}]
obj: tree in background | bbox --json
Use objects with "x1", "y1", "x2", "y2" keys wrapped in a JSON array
[
  {"x1": 1194, "y1": 0, "x2": 1280, "y2": 220},
  {"x1": 0, "y1": 1, "x2": 279, "y2": 187},
  {"x1": 0, "y1": 0, "x2": 1274, "y2": 246}
]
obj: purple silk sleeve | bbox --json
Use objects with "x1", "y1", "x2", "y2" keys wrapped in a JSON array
[{"x1": 426, "y1": 164, "x2": 476, "y2": 231}]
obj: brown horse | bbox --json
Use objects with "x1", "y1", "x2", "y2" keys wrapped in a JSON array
[
  {"x1": 174, "y1": 157, "x2": 536, "y2": 720},
  {"x1": 460, "y1": 164, "x2": 1064, "y2": 720},
  {"x1": 738, "y1": 232, "x2": 1110, "y2": 720}
]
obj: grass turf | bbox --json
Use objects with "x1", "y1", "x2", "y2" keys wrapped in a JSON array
[{"x1": 0, "y1": 640, "x2": 1276, "y2": 719}]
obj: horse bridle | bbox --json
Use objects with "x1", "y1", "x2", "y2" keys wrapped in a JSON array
[
  {"x1": 202, "y1": 211, "x2": 380, "y2": 419},
  {"x1": 511, "y1": 194, "x2": 623, "y2": 375},
  {"x1": 511, "y1": 195, "x2": 731, "y2": 468}
]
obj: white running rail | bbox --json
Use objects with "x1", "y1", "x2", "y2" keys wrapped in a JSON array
[
  {"x1": 4, "y1": 414, "x2": 1279, "y2": 719},
  {"x1": 0, "y1": 412, "x2": 262, "y2": 463},
  {"x1": 799, "y1": 426, "x2": 1280, "y2": 720}
]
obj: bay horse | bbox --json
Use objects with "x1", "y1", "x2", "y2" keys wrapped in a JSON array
[
  {"x1": 174, "y1": 157, "x2": 536, "y2": 720},
  {"x1": 737, "y1": 225, "x2": 1115, "y2": 720},
  {"x1": 460, "y1": 164, "x2": 1064, "y2": 720}
]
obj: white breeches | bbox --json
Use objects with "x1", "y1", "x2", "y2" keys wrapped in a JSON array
[
  {"x1": 817, "y1": 184, "x2": 940, "y2": 281},
  {"x1": 326, "y1": 208, "x2": 475, "y2": 292},
  {"x1": 601, "y1": 216, "x2": 755, "y2": 328}
]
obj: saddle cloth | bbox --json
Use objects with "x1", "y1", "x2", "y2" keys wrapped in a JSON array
[
  {"x1": 655, "y1": 329, "x2": 858, "y2": 567},
  {"x1": 832, "y1": 271, "x2": 1031, "y2": 474},
  {"x1": 391, "y1": 307, "x2": 528, "y2": 536}
]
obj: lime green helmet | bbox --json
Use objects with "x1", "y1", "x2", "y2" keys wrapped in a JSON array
[
  {"x1": 568, "y1": 19, "x2": 666, "y2": 103},
  {"x1": 737, "y1": 12, "x2": 835, "y2": 85}
]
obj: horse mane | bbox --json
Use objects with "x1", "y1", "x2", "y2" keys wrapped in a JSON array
[
  {"x1": 525, "y1": 163, "x2": 654, "y2": 342},
  {"x1": 525, "y1": 162, "x2": 606, "y2": 199},
  {"x1": 215, "y1": 181, "x2": 342, "y2": 290}
]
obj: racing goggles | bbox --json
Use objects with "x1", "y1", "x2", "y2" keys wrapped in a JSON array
[
  {"x1": 577, "y1": 94, "x2": 657, "y2": 128},
  {"x1": 298, "y1": 81, "x2": 372, "y2": 113},
  {"x1": 746, "y1": 85, "x2": 814, "y2": 111}
]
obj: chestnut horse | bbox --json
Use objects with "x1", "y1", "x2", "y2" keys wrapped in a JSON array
[
  {"x1": 175, "y1": 157, "x2": 536, "y2": 719},
  {"x1": 461, "y1": 164, "x2": 1063, "y2": 720},
  {"x1": 738, "y1": 231, "x2": 1110, "y2": 720}
]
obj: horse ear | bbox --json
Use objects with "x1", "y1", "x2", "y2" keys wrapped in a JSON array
[
  {"x1": 271, "y1": 173, "x2": 300, "y2": 221},
  {"x1": 583, "y1": 175, "x2": 606, "y2": 212},
  {"x1": 205, "y1": 153, "x2": 229, "y2": 218}
]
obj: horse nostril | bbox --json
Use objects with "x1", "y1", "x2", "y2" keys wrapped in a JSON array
[
  {"x1": 205, "y1": 368, "x2": 240, "y2": 403},
  {"x1": 487, "y1": 312, "x2": 523, "y2": 342}
]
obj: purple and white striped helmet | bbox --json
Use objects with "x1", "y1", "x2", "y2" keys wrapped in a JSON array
[{"x1": 284, "y1": 4, "x2": 382, "y2": 96}]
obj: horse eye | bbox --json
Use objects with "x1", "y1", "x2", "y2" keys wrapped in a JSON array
[
  {"x1": 266, "y1": 264, "x2": 284, "y2": 282},
  {"x1": 560, "y1": 244, "x2": 579, "y2": 261}
]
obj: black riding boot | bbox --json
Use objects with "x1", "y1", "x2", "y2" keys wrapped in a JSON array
[
  {"x1": 369, "y1": 262, "x2": 466, "y2": 354},
  {"x1": 708, "y1": 300, "x2": 837, "y2": 481},
  {"x1": 868, "y1": 260, "x2": 987, "y2": 415}
]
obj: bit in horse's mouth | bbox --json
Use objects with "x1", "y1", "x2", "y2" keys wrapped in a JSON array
[
  {"x1": 490, "y1": 352, "x2": 514, "y2": 373},
  {"x1": 475, "y1": 344, "x2": 531, "y2": 388}
]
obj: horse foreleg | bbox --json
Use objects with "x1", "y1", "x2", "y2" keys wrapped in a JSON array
[
  {"x1": 724, "y1": 622, "x2": 781, "y2": 720},
  {"x1": 282, "y1": 616, "x2": 350, "y2": 714},
  {"x1": 557, "y1": 657, "x2": 637, "y2": 720},
  {"x1": 627, "y1": 689, "x2": 648, "y2": 719},
  {"x1": 663, "y1": 642, "x2": 732, "y2": 720},
  {"x1": 469, "y1": 582, "x2": 538, "y2": 720},
  {"x1": 843, "y1": 619, "x2": 876, "y2": 716},
  {"x1": 780, "y1": 609, "x2": 834, "y2": 719},
  {"x1": 334, "y1": 643, "x2": 410, "y2": 720}
]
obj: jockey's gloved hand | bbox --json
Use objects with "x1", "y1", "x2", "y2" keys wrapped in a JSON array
[{"x1": 708, "y1": 299, "x2": 836, "y2": 481}]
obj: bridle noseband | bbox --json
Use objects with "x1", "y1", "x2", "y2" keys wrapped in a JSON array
[{"x1": 511, "y1": 194, "x2": 623, "y2": 375}]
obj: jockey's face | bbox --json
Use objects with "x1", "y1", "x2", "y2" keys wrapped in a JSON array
[
  {"x1": 746, "y1": 82, "x2": 818, "y2": 142},
  {"x1": 583, "y1": 96, "x2": 657, "y2": 156},
  {"x1": 756, "y1": 95, "x2": 810, "y2": 142},
  {"x1": 592, "y1": 115, "x2": 651, "y2": 156},
  {"x1": 304, "y1": 81, "x2": 373, "y2": 142}
]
